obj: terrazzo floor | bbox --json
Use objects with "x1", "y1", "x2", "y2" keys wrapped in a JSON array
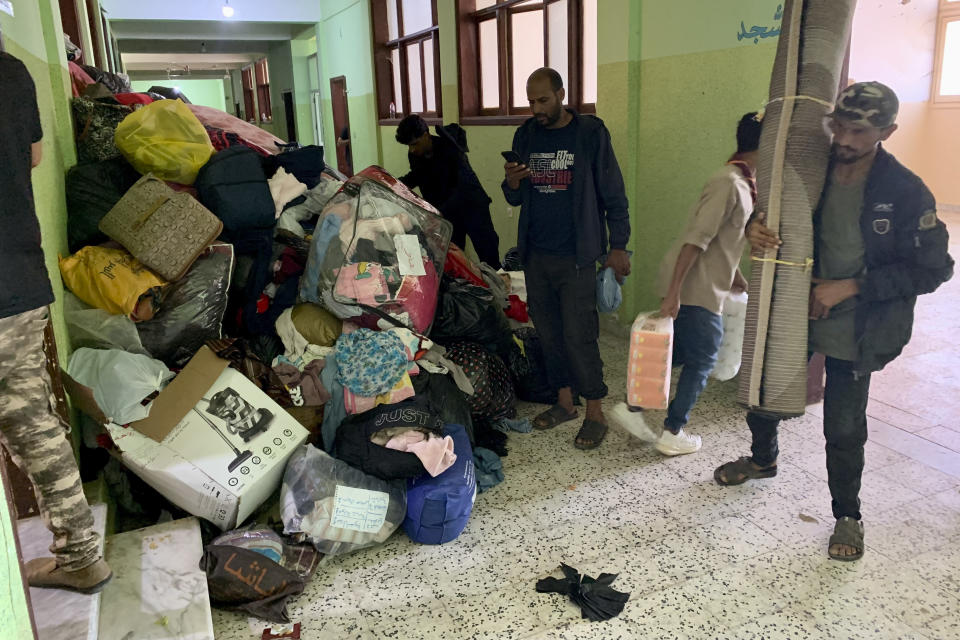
[{"x1": 212, "y1": 212, "x2": 960, "y2": 639}]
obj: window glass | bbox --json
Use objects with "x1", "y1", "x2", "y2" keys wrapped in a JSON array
[
  {"x1": 391, "y1": 47, "x2": 404, "y2": 111},
  {"x1": 424, "y1": 37, "x2": 437, "y2": 111},
  {"x1": 402, "y1": 0, "x2": 433, "y2": 35},
  {"x1": 407, "y1": 42, "x2": 424, "y2": 112},
  {"x1": 480, "y1": 19, "x2": 500, "y2": 108},
  {"x1": 582, "y1": 0, "x2": 597, "y2": 103},
  {"x1": 940, "y1": 19, "x2": 960, "y2": 95},
  {"x1": 511, "y1": 9, "x2": 545, "y2": 108},
  {"x1": 547, "y1": 0, "x2": 568, "y2": 87}
]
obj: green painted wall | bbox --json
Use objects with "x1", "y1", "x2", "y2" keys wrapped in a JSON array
[
  {"x1": 290, "y1": 29, "x2": 319, "y2": 146},
  {"x1": 628, "y1": 0, "x2": 779, "y2": 315},
  {"x1": 0, "y1": 1, "x2": 77, "y2": 632},
  {"x1": 130, "y1": 79, "x2": 227, "y2": 110},
  {"x1": 322, "y1": 0, "x2": 780, "y2": 319},
  {"x1": 316, "y1": 0, "x2": 379, "y2": 171},
  {"x1": 266, "y1": 40, "x2": 295, "y2": 141}
]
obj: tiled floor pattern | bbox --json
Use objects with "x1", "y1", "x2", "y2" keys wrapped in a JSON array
[{"x1": 213, "y1": 213, "x2": 960, "y2": 639}]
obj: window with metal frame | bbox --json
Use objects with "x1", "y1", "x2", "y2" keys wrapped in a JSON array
[
  {"x1": 933, "y1": 0, "x2": 960, "y2": 103},
  {"x1": 372, "y1": 0, "x2": 441, "y2": 123},
  {"x1": 457, "y1": 0, "x2": 597, "y2": 125}
]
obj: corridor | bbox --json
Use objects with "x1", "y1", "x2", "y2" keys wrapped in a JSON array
[{"x1": 211, "y1": 213, "x2": 960, "y2": 639}]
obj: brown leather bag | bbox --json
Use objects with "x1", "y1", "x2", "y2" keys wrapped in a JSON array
[{"x1": 99, "y1": 174, "x2": 223, "y2": 281}]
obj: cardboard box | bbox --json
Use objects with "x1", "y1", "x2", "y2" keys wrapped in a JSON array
[{"x1": 104, "y1": 347, "x2": 308, "y2": 530}]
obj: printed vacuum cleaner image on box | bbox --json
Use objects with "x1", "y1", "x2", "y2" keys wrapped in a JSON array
[{"x1": 104, "y1": 347, "x2": 309, "y2": 529}]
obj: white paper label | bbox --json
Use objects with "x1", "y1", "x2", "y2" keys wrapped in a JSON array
[
  {"x1": 0, "y1": 1, "x2": 12, "y2": 16},
  {"x1": 331, "y1": 485, "x2": 389, "y2": 533},
  {"x1": 394, "y1": 234, "x2": 426, "y2": 276}
]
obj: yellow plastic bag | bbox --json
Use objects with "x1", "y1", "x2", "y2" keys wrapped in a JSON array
[
  {"x1": 59, "y1": 246, "x2": 166, "y2": 319},
  {"x1": 114, "y1": 100, "x2": 214, "y2": 185}
]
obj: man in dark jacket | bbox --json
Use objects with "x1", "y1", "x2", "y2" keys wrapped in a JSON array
[
  {"x1": 502, "y1": 67, "x2": 631, "y2": 450},
  {"x1": 397, "y1": 115, "x2": 501, "y2": 268},
  {"x1": 0, "y1": 53, "x2": 112, "y2": 592},
  {"x1": 714, "y1": 82, "x2": 953, "y2": 561}
]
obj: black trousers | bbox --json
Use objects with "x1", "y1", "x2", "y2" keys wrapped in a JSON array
[
  {"x1": 748, "y1": 356, "x2": 871, "y2": 520},
  {"x1": 524, "y1": 252, "x2": 607, "y2": 400},
  {"x1": 449, "y1": 205, "x2": 501, "y2": 269}
]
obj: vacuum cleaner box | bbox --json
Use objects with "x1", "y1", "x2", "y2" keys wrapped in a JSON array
[{"x1": 104, "y1": 347, "x2": 309, "y2": 530}]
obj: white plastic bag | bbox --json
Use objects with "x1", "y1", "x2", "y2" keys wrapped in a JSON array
[
  {"x1": 63, "y1": 291, "x2": 149, "y2": 355},
  {"x1": 711, "y1": 291, "x2": 748, "y2": 381},
  {"x1": 66, "y1": 348, "x2": 173, "y2": 424}
]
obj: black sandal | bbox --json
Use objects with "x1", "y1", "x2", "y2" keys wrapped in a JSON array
[
  {"x1": 828, "y1": 517, "x2": 864, "y2": 562},
  {"x1": 714, "y1": 456, "x2": 778, "y2": 486},
  {"x1": 573, "y1": 420, "x2": 608, "y2": 450},
  {"x1": 533, "y1": 405, "x2": 578, "y2": 430}
]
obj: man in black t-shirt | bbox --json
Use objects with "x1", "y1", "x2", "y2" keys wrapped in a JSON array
[
  {"x1": 502, "y1": 68, "x2": 631, "y2": 449},
  {"x1": 0, "y1": 53, "x2": 112, "y2": 593}
]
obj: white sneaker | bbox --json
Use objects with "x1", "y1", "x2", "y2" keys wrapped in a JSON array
[
  {"x1": 655, "y1": 428, "x2": 702, "y2": 456},
  {"x1": 609, "y1": 402, "x2": 659, "y2": 443}
]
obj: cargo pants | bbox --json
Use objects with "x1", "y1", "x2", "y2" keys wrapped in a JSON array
[{"x1": 0, "y1": 307, "x2": 100, "y2": 571}]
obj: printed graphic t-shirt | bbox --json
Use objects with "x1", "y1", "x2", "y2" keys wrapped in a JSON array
[{"x1": 526, "y1": 119, "x2": 578, "y2": 256}]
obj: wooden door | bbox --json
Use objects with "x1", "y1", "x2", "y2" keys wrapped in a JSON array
[{"x1": 330, "y1": 76, "x2": 353, "y2": 177}]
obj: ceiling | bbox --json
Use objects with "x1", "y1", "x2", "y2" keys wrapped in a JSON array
[{"x1": 112, "y1": 20, "x2": 313, "y2": 81}]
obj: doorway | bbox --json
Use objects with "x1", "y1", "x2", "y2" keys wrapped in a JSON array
[
  {"x1": 330, "y1": 76, "x2": 353, "y2": 177},
  {"x1": 282, "y1": 90, "x2": 297, "y2": 143},
  {"x1": 310, "y1": 90, "x2": 323, "y2": 151}
]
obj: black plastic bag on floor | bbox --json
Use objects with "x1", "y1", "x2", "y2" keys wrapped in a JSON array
[{"x1": 431, "y1": 276, "x2": 514, "y2": 356}]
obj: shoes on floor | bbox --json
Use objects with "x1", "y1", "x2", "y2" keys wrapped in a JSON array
[
  {"x1": 655, "y1": 428, "x2": 702, "y2": 456},
  {"x1": 25, "y1": 557, "x2": 113, "y2": 594},
  {"x1": 609, "y1": 402, "x2": 659, "y2": 443}
]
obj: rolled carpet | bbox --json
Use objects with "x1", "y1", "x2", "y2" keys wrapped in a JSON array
[{"x1": 738, "y1": 0, "x2": 857, "y2": 417}]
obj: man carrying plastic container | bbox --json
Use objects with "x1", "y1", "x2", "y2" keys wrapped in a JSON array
[
  {"x1": 0, "y1": 52, "x2": 112, "y2": 593},
  {"x1": 502, "y1": 67, "x2": 631, "y2": 450},
  {"x1": 641, "y1": 113, "x2": 762, "y2": 456}
]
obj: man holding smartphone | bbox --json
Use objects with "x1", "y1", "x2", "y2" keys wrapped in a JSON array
[{"x1": 502, "y1": 67, "x2": 631, "y2": 449}]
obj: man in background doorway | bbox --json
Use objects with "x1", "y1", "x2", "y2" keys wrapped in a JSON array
[
  {"x1": 502, "y1": 67, "x2": 631, "y2": 450},
  {"x1": 0, "y1": 52, "x2": 112, "y2": 593},
  {"x1": 397, "y1": 114, "x2": 501, "y2": 268}
]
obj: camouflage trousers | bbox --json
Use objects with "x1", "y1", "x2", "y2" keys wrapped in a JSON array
[{"x1": 0, "y1": 307, "x2": 100, "y2": 571}]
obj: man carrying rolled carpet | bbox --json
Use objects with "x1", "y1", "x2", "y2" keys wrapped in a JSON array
[{"x1": 714, "y1": 82, "x2": 954, "y2": 561}]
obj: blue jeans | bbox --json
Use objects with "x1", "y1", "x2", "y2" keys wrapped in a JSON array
[{"x1": 664, "y1": 305, "x2": 724, "y2": 433}]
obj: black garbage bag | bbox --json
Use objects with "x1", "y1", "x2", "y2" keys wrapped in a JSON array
[
  {"x1": 137, "y1": 244, "x2": 233, "y2": 367},
  {"x1": 536, "y1": 563, "x2": 630, "y2": 622},
  {"x1": 431, "y1": 276, "x2": 513, "y2": 356},
  {"x1": 65, "y1": 156, "x2": 141, "y2": 252}
]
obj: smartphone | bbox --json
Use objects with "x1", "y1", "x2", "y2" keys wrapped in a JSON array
[{"x1": 501, "y1": 150, "x2": 523, "y2": 165}]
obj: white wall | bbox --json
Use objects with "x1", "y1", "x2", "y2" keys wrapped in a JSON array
[{"x1": 100, "y1": 0, "x2": 322, "y2": 22}]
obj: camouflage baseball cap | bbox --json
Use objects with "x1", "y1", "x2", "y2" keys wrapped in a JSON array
[{"x1": 831, "y1": 81, "x2": 899, "y2": 128}]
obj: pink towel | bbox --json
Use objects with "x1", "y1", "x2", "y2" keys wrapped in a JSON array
[{"x1": 385, "y1": 431, "x2": 457, "y2": 477}]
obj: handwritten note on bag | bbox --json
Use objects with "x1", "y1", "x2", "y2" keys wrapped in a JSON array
[
  {"x1": 394, "y1": 234, "x2": 426, "y2": 276},
  {"x1": 331, "y1": 485, "x2": 390, "y2": 533}
]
